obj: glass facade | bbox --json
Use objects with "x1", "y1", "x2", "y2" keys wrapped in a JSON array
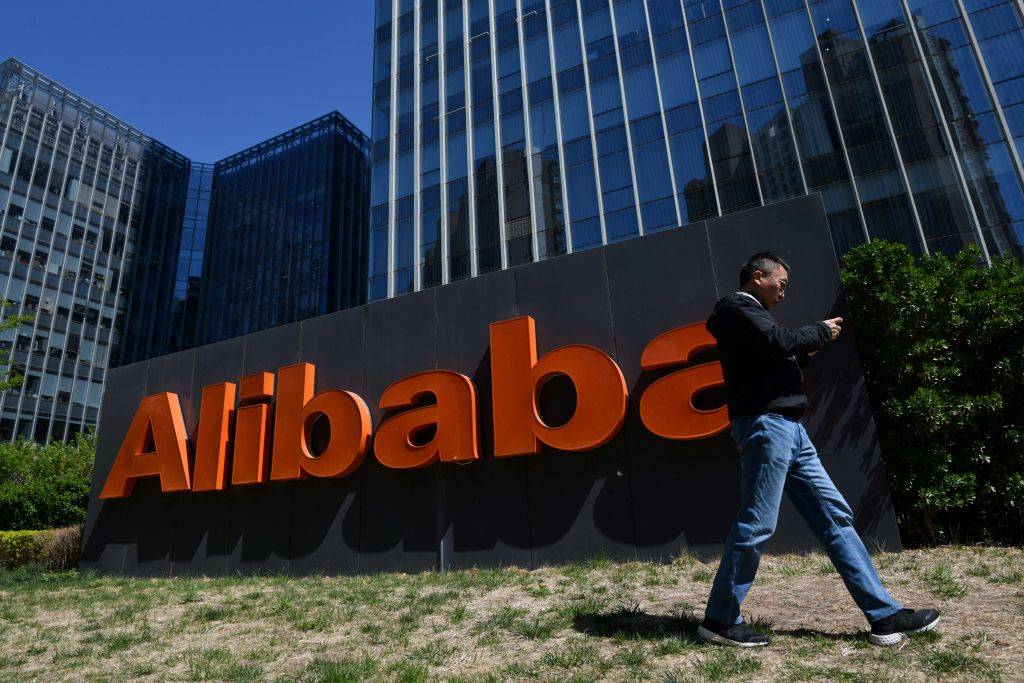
[
  {"x1": 0, "y1": 58, "x2": 190, "y2": 441},
  {"x1": 116, "y1": 151, "x2": 192, "y2": 365},
  {"x1": 370, "y1": 0, "x2": 1024, "y2": 301},
  {"x1": 171, "y1": 163, "x2": 214, "y2": 354},
  {"x1": 195, "y1": 113, "x2": 370, "y2": 345}
]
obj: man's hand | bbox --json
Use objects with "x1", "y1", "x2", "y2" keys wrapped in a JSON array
[{"x1": 823, "y1": 317, "x2": 843, "y2": 341}]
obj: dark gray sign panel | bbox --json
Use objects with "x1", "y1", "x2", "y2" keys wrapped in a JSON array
[{"x1": 81, "y1": 194, "x2": 901, "y2": 576}]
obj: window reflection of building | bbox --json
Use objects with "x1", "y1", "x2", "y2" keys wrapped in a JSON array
[
  {"x1": 531, "y1": 150, "x2": 567, "y2": 259},
  {"x1": 915, "y1": 14, "x2": 1024, "y2": 262},
  {"x1": 474, "y1": 155, "x2": 501, "y2": 274},
  {"x1": 503, "y1": 147, "x2": 533, "y2": 265},
  {"x1": 706, "y1": 122, "x2": 761, "y2": 212},
  {"x1": 164, "y1": 162, "x2": 213, "y2": 356},
  {"x1": 749, "y1": 107, "x2": 803, "y2": 201},
  {"x1": 447, "y1": 181, "x2": 472, "y2": 281}
]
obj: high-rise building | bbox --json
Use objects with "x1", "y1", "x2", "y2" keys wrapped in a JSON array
[
  {"x1": 0, "y1": 59, "x2": 370, "y2": 442},
  {"x1": 111, "y1": 162, "x2": 213, "y2": 367},
  {"x1": 0, "y1": 58, "x2": 190, "y2": 441},
  {"x1": 368, "y1": 0, "x2": 1024, "y2": 301},
  {"x1": 195, "y1": 113, "x2": 370, "y2": 345},
  {"x1": 170, "y1": 162, "x2": 214, "y2": 355}
]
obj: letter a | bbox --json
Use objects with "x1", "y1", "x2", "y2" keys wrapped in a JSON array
[
  {"x1": 490, "y1": 316, "x2": 627, "y2": 457},
  {"x1": 375, "y1": 371, "x2": 480, "y2": 468},
  {"x1": 99, "y1": 393, "x2": 191, "y2": 499},
  {"x1": 638, "y1": 323, "x2": 728, "y2": 440}
]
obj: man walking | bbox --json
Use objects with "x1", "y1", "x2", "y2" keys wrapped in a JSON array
[{"x1": 696, "y1": 252, "x2": 939, "y2": 648}]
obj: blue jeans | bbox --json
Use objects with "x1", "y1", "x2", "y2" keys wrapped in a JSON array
[{"x1": 704, "y1": 413, "x2": 902, "y2": 625}]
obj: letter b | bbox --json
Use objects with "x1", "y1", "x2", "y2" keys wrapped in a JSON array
[
  {"x1": 489, "y1": 316, "x2": 627, "y2": 457},
  {"x1": 271, "y1": 363, "x2": 372, "y2": 480}
]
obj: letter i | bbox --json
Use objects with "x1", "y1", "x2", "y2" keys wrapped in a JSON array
[
  {"x1": 231, "y1": 372, "x2": 274, "y2": 486},
  {"x1": 192, "y1": 382, "x2": 237, "y2": 492}
]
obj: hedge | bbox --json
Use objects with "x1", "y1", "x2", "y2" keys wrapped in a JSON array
[
  {"x1": 0, "y1": 526, "x2": 81, "y2": 570},
  {"x1": 841, "y1": 241, "x2": 1024, "y2": 546}
]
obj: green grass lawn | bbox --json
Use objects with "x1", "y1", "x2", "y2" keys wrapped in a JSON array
[{"x1": 0, "y1": 546, "x2": 1020, "y2": 681}]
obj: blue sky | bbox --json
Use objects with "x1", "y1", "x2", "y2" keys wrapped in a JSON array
[{"x1": 4, "y1": 0, "x2": 374, "y2": 162}]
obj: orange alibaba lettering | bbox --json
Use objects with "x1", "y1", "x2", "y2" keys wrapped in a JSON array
[
  {"x1": 272, "y1": 363, "x2": 372, "y2": 479},
  {"x1": 192, "y1": 382, "x2": 236, "y2": 492},
  {"x1": 374, "y1": 370, "x2": 480, "y2": 468},
  {"x1": 269, "y1": 364, "x2": 315, "y2": 481},
  {"x1": 97, "y1": 316, "x2": 729, "y2": 501},
  {"x1": 99, "y1": 392, "x2": 191, "y2": 499},
  {"x1": 490, "y1": 316, "x2": 628, "y2": 457},
  {"x1": 639, "y1": 323, "x2": 728, "y2": 440},
  {"x1": 297, "y1": 389, "x2": 372, "y2": 478},
  {"x1": 231, "y1": 372, "x2": 275, "y2": 485}
]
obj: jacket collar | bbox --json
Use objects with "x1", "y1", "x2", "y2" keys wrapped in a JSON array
[{"x1": 734, "y1": 290, "x2": 764, "y2": 309}]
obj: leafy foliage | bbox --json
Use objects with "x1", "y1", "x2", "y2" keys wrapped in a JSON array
[
  {"x1": 0, "y1": 299, "x2": 32, "y2": 392},
  {"x1": 0, "y1": 432, "x2": 95, "y2": 531},
  {"x1": 0, "y1": 526, "x2": 80, "y2": 570},
  {"x1": 841, "y1": 241, "x2": 1024, "y2": 545}
]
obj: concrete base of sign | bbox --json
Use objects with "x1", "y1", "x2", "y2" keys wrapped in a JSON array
[{"x1": 81, "y1": 194, "x2": 901, "y2": 576}]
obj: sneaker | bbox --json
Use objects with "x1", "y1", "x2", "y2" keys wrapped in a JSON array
[
  {"x1": 869, "y1": 608, "x2": 940, "y2": 646},
  {"x1": 697, "y1": 618, "x2": 770, "y2": 647}
]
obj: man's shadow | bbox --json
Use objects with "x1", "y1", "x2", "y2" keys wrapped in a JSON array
[
  {"x1": 571, "y1": 607, "x2": 867, "y2": 645},
  {"x1": 572, "y1": 606, "x2": 703, "y2": 644}
]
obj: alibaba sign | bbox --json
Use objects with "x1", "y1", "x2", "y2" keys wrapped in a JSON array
[{"x1": 99, "y1": 316, "x2": 727, "y2": 499}]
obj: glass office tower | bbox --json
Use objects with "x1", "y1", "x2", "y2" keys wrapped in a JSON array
[
  {"x1": 0, "y1": 59, "x2": 190, "y2": 441},
  {"x1": 0, "y1": 61, "x2": 371, "y2": 442},
  {"x1": 195, "y1": 113, "x2": 370, "y2": 345},
  {"x1": 369, "y1": 0, "x2": 1024, "y2": 300}
]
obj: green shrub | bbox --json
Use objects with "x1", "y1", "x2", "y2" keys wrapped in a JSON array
[
  {"x1": 0, "y1": 526, "x2": 80, "y2": 570},
  {"x1": 841, "y1": 241, "x2": 1024, "y2": 545},
  {"x1": 0, "y1": 529, "x2": 44, "y2": 567},
  {"x1": 0, "y1": 431, "x2": 95, "y2": 531}
]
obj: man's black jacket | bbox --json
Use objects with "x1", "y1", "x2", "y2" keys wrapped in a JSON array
[{"x1": 706, "y1": 292, "x2": 831, "y2": 419}]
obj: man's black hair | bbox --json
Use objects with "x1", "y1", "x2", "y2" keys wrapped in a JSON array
[{"x1": 739, "y1": 252, "x2": 790, "y2": 287}]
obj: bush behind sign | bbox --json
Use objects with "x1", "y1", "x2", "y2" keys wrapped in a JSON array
[{"x1": 841, "y1": 241, "x2": 1024, "y2": 546}]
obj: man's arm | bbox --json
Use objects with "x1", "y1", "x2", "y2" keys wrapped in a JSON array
[{"x1": 717, "y1": 298, "x2": 831, "y2": 358}]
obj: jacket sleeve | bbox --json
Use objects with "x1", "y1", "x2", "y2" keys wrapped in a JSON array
[{"x1": 717, "y1": 298, "x2": 831, "y2": 358}]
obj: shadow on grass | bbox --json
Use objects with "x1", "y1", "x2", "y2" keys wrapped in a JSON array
[
  {"x1": 572, "y1": 607, "x2": 868, "y2": 646},
  {"x1": 769, "y1": 627, "x2": 868, "y2": 644},
  {"x1": 572, "y1": 607, "x2": 702, "y2": 643}
]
